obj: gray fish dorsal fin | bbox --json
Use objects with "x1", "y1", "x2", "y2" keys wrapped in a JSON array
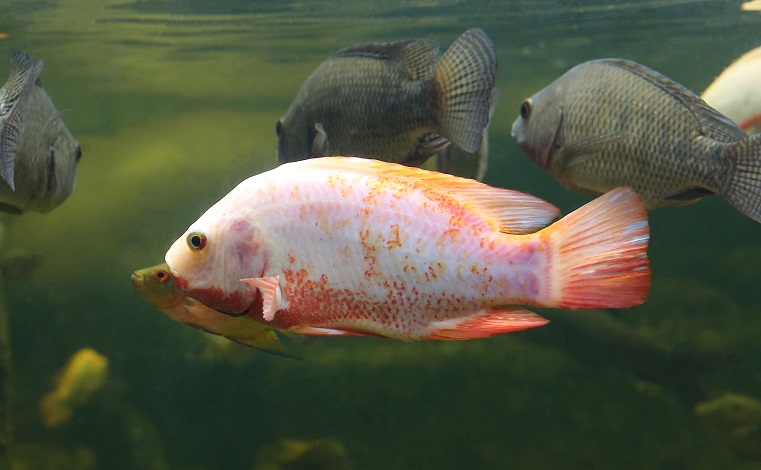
[
  {"x1": 334, "y1": 38, "x2": 440, "y2": 80},
  {"x1": 595, "y1": 58, "x2": 747, "y2": 142},
  {"x1": 0, "y1": 51, "x2": 45, "y2": 190}
]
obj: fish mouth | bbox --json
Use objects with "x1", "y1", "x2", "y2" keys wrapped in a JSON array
[
  {"x1": 540, "y1": 106, "x2": 564, "y2": 170},
  {"x1": 0, "y1": 202, "x2": 21, "y2": 215},
  {"x1": 130, "y1": 272, "x2": 144, "y2": 288}
]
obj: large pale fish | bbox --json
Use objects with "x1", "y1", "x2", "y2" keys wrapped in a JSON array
[
  {"x1": 165, "y1": 157, "x2": 650, "y2": 341},
  {"x1": 512, "y1": 58, "x2": 761, "y2": 223},
  {"x1": 276, "y1": 28, "x2": 497, "y2": 173},
  {"x1": 702, "y1": 44, "x2": 761, "y2": 134},
  {"x1": 0, "y1": 51, "x2": 81, "y2": 214},
  {"x1": 131, "y1": 263, "x2": 297, "y2": 358}
]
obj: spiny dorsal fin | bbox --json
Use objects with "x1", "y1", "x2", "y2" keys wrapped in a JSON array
[
  {"x1": 294, "y1": 157, "x2": 559, "y2": 234},
  {"x1": 595, "y1": 58, "x2": 746, "y2": 142},
  {"x1": 334, "y1": 38, "x2": 439, "y2": 81}
]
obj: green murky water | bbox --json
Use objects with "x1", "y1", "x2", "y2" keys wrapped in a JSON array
[{"x1": 1, "y1": 0, "x2": 761, "y2": 468}]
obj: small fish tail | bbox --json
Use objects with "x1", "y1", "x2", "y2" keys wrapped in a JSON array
[
  {"x1": 433, "y1": 28, "x2": 497, "y2": 153},
  {"x1": 722, "y1": 134, "x2": 761, "y2": 223},
  {"x1": 543, "y1": 187, "x2": 651, "y2": 309},
  {"x1": 40, "y1": 392, "x2": 71, "y2": 428}
]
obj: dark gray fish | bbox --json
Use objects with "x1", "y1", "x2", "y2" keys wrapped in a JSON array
[
  {"x1": 277, "y1": 28, "x2": 497, "y2": 169},
  {"x1": 511, "y1": 58, "x2": 761, "y2": 223},
  {"x1": 0, "y1": 51, "x2": 81, "y2": 214}
]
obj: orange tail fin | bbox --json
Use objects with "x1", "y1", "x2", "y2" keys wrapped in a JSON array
[{"x1": 544, "y1": 187, "x2": 651, "y2": 309}]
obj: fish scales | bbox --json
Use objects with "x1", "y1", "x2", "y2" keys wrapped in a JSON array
[
  {"x1": 548, "y1": 62, "x2": 723, "y2": 199},
  {"x1": 296, "y1": 58, "x2": 436, "y2": 159},
  {"x1": 166, "y1": 157, "x2": 651, "y2": 341}
]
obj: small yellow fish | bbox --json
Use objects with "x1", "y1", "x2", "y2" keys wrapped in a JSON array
[
  {"x1": 40, "y1": 348, "x2": 108, "y2": 428},
  {"x1": 131, "y1": 263, "x2": 297, "y2": 358},
  {"x1": 165, "y1": 157, "x2": 650, "y2": 341}
]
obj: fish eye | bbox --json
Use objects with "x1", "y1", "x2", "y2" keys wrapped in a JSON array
[
  {"x1": 155, "y1": 269, "x2": 170, "y2": 283},
  {"x1": 520, "y1": 100, "x2": 531, "y2": 120},
  {"x1": 186, "y1": 231, "x2": 207, "y2": 251},
  {"x1": 276, "y1": 121, "x2": 283, "y2": 137}
]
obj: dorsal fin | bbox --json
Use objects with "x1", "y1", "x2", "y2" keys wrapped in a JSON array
[
  {"x1": 293, "y1": 157, "x2": 560, "y2": 234},
  {"x1": 334, "y1": 38, "x2": 439, "y2": 81},
  {"x1": 595, "y1": 58, "x2": 746, "y2": 142},
  {"x1": 0, "y1": 51, "x2": 44, "y2": 190}
]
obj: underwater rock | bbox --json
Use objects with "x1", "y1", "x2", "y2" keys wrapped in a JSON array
[
  {"x1": 12, "y1": 442, "x2": 96, "y2": 470},
  {"x1": 253, "y1": 438, "x2": 350, "y2": 470},
  {"x1": 696, "y1": 393, "x2": 761, "y2": 457}
]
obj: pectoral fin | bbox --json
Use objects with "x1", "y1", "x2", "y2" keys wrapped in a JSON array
[
  {"x1": 312, "y1": 122, "x2": 329, "y2": 156},
  {"x1": 405, "y1": 132, "x2": 450, "y2": 166},
  {"x1": 240, "y1": 276, "x2": 284, "y2": 321},
  {"x1": 557, "y1": 132, "x2": 629, "y2": 171}
]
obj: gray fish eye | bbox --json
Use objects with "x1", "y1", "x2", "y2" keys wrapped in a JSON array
[{"x1": 520, "y1": 100, "x2": 531, "y2": 120}]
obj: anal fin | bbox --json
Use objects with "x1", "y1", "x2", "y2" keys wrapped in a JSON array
[
  {"x1": 423, "y1": 308, "x2": 549, "y2": 340},
  {"x1": 290, "y1": 326, "x2": 383, "y2": 337}
]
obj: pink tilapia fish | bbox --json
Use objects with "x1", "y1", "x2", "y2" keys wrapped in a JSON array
[
  {"x1": 702, "y1": 44, "x2": 761, "y2": 134},
  {"x1": 165, "y1": 157, "x2": 650, "y2": 341}
]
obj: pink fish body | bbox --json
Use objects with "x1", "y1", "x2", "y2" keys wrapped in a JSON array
[
  {"x1": 165, "y1": 157, "x2": 650, "y2": 341},
  {"x1": 702, "y1": 44, "x2": 761, "y2": 134}
]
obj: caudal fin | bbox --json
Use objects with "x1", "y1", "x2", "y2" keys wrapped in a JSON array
[
  {"x1": 723, "y1": 134, "x2": 761, "y2": 223},
  {"x1": 544, "y1": 187, "x2": 651, "y2": 309},
  {"x1": 434, "y1": 28, "x2": 497, "y2": 153},
  {"x1": 40, "y1": 392, "x2": 71, "y2": 428}
]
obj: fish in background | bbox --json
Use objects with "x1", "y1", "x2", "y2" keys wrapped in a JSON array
[
  {"x1": 276, "y1": 28, "x2": 497, "y2": 177},
  {"x1": 512, "y1": 58, "x2": 761, "y2": 223},
  {"x1": 39, "y1": 347, "x2": 108, "y2": 428},
  {"x1": 702, "y1": 44, "x2": 761, "y2": 135},
  {"x1": 165, "y1": 157, "x2": 650, "y2": 341},
  {"x1": 0, "y1": 51, "x2": 81, "y2": 214},
  {"x1": 131, "y1": 263, "x2": 299, "y2": 358}
]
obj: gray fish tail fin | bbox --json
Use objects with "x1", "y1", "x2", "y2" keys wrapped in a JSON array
[
  {"x1": 722, "y1": 134, "x2": 761, "y2": 223},
  {"x1": 433, "y1": 28, "x2": 497, "y2": 153}
]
